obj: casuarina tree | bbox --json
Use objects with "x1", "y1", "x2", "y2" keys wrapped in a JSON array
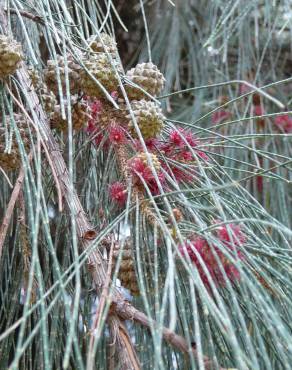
[{"x1": 0, "y1": 1, "x2": 291, "y2": 369}]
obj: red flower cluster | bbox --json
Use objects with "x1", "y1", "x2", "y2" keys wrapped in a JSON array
[
  {"x1": 179, "y1": 223, "x2": 246, "y2": 288},
  {"x1": 108, "y1": 125, "x2": 126, "y2": 144},
  {"x1": 109, "y1": 182, "x2": 127, "y2": 206},
  {"x1": 211, "y1": 110, "x2": 231, "y2": 125},
  {"x1": 160, "y1": 129, "x2": 208, "y2": 183},
  {"x1": 86, "y1": 98, "x2": 106, "y2": 146},
  {"x1": 127, "y1": 154, "x2": 165, "y2": 195},
  {"x1": 274, "y1": 114, "x2": 292, "y2": 133},
  {"x1": 86, "y1": 98, "x2": 126, "y2": 146}
]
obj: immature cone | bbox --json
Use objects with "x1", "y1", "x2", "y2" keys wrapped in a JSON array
[
  {"x1": 125, "y1": 62, "x2": 165, "y2": 99},
  {"x1": 29, "y1": 68, "x2": 57, "y2": 114},
  {"x1": 80, "y1": 54, "x2": 121, "y2": 98},
  {"x1": 98, "y1": 98, "x2": 128, "y2": 129},
  {"x1": 0, "y1": 35, "x2": 23, "y2": 79},
  {"x1": 112, "y1": 239, "x2": 139, "y2": 296},
  {"x1": 87, "y1": 33, "x2": 117, "y2": 55},
  {"x1": 44, "y1": 55, "x2": 81, "y2": 95},
  {"x1": 50, "y1": 100, "x2": 90, "y2": 132},
  {"x1": 135, "y1": 152, "x2": 161, "y2": 172},
  {"x1": 126, "y1": 100, "x2": 165, "y2": 139},
  {"x1": 0, "y1": 115, "x2": 30, "y2": 171}
]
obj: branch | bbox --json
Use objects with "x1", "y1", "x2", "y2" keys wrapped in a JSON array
[
  {"x1": 112, "y1": 299, "x2": 228, "y2": 370},
  {"x1": 0, "y1": 152, "x2": 32, "y2": 260},
  {"x1": 108, "y1": 315, "x2": 141, "y2": 370},
  {"x1": 0, "y1": 5, "x2": 228, "y2": 365},
  {"x1": 5, "y1": 8, "x2": 45, "y2": 25}
]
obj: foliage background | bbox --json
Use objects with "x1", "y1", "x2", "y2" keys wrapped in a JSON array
[{"x1": 0, "y1": 1, "x2": 292, "y2": 369}]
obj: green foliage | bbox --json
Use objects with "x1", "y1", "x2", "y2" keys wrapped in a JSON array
[{"x1": 0, "y1": 1, "x2": 291, "y2": 369}]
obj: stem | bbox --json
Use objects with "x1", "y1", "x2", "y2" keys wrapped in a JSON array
[{"x1": 0, "y1": 152, "x2": 32, "y2": 260}]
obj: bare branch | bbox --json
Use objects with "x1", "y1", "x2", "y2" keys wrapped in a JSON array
[
  {"x1": 112, "y1": 299, "x2": 228, "y2": 370},
  {"x1": 0, "y1": 152, "x2": 32, "y2": 260}
]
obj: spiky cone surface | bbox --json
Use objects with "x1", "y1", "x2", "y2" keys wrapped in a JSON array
[
  {"x1": 126, "y1": 100, "x2": 165, "y2": 139},
  {"x1": 113, "y1": 240, "x2": 139, "y2": 296},
  {"x1": 28, "y1": 67, "x2": 42, "y2": 89},
  {"x1": 0, "y1": 115, "x2": 30, "y2": 171},
  {"x1": 125, "y1": 62, "x2": 165, "y2": 100},
  {"x1": 39, "y1": 87, "x2": 57, "y2": 114},
  {"x1": 136, "y1": 152, "x2": 161, "y2": 171},
  {"x1": 28, "y1": 67, "x2": 57, "y2": 114},
  {"x1": 98, "y1": 98, "x2": 128, "y2": 129},
  {"x1": 50, "y1": 100, "x2": 90, "y2": 132},
  {"x1": 87, "y1": 33, "x2": 118, "y2": 55},
  {"x1": 44, "y1": 55, "x2": 81, "y2": 95},
  {"x1": 0, "y1": 35, "x2": 23, "y2": 79},
  {"x1": 80, "y1": 54, "x2": 121, "y2": 98}
]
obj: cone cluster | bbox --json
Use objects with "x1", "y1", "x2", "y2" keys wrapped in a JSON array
[
  {"x1": 123, "y1": 62, "x2": 165, "y2": 139},
  {"x1": 126, "y1": 100, "x2": 165, "y2": 139},
  {"x1": 87, "y1": 33, "x2": 118, "y2": 55},
  {"x1": 98, "y1": 99, "x2": 128, "y2": 129},
  {"x1": 0, "y1": 115, "x2": 29, "y2": 171},
  {"x1": 0, "y1": 35, "x2": 23, "y2": 79},
  {"x1": 125, "y1": 62, "x2": 165, "y2": 100},
  {"x1": 136, "y1": 152, "x2": 161, "y2": 171},
  {"x1": 44, "y1": 55, "x2": 81, "y2": 95},
  {"x1": 29, "y1": 68, "x2": 57, "y2": 114},
  {"x1": 80, "y1": 54, "x2": 120, "y2": 97},
  {"x1": 112, "y1": 239, "x2": 139, "y2": 296},
  {"x1": 50, "y1": 99, "x2": 90, "y2": 132}
]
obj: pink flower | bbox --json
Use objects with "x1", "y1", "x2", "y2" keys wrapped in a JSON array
[
  {"x1": 133, "y1": 138, "x2": 160, "y2": 152},
  {"x1": 109, "y1": 182, "x2": 127, "y2": 206},
  {"x1": 274, "y1": 114, "x2": 292, "y2": 133},
  {"x1": 168, "y1": 128, "x2": 198, "y2": 148},
  {"x1": 239, "y1": 83, "x2": 252, "y2": 94},
  {"x1": 89, "y1": 99, "x2": 103, "y2": 117},
  {"x1": 163, "y1": 164, "x2": 193, "y2": 183},
  {"x1": 109, "y1": 125, "x2": 126, "y2": 144},
  {"x1": 178, "y1": 234, "x2": 244, "y2": 288},
  {"x1": 169, "y1": 128, "x2": 186, "y2": 147},
  {"x1": 111, "y1": 91, "x2": 119, "y2": 100},
  {"x1": 195, "y1": 150, "x2": 209, "y2": 161},
  {"x1": 185, "y1": 132, "x2": 199, "y2": 147},
  {"x1": 214, "y1": 223, "x2": 247, "y2": 247},
  {"x1": 128, "y1": 155, "x2": 166, "y2": 194},
  {"x1": 211, "y1": 110, "x2": 231, "y2": 125},
  {"x1": 253, "y1": 105, "x2": 265, "y2": 116}
]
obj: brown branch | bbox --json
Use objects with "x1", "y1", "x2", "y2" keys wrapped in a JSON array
[
  {"x1": 108, "y1": 315, "x2": 141, "y2": 370},
  {"x1": 112, "y1": 299, "x2": 227, "y2": 370},
  {"x1": 5, "y1": 85, "x2": 64, "y2": 212},
  {"x1": 86, "y1": 242, "x2": 123, "y2": 370},
  {"x1": 13, "y1": 63, "x2": 139, "y2": 369},
  {"x1": 5, "y1": 8, "x2": 45, "y2": 25},
  {"x1": 0, "y1": 152, "x2": 32, "y2": 260},
  {"x1": 9, "y1": 66, "x2": 226, "y2": 369},
  {"x1": 0, "y1": 5, "x2": 228, "y2": 366}
]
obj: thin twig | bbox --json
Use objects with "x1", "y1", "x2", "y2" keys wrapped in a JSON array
[
  {"x1": 0, "y1": 152, "x2": 32, "y2": 260},
  {"x1": 5, "y1": 8, "x2": 45, "y2": 25},
  {"x1": 86, "y1": 241, "x2": 115, "y2": 370},
  {"x1": 6, "y1": 84, "x2": 64, "y2": 212},
  {"x1": 14, "y1": 63, "x2": 139, "y2": 369},
  {"x1": 1, "y1": 9, "x2": 228, "y2": 365},
  {"x1": 112, "y1": 299, "x2": 228, "y2": 370}
]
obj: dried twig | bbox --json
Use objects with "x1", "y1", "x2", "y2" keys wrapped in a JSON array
[
  {"x1": 0, "y1": 5, "x2": 227, "y2": 364},
  {"x1": 108, "y1": 315, "x2": 141, "y2": 370},
  {"x1": 86, "y1": 242, "x2": 116, "y2": 370},
  {"x1": 0, "y1": 152, "x2": 32, "y2": 260},
  {"x1": 14, "y1": 64, "x2": 140, "y2": 369},
  {"x1": 6, "y1": 85, "x2": 64, "y2": 212},
  {"x1": 5, "y1": 8, "x2": 45, "y2": 25},
  {"x1": 112, "y1": 299, "x2": 227, "y2": 370}
]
